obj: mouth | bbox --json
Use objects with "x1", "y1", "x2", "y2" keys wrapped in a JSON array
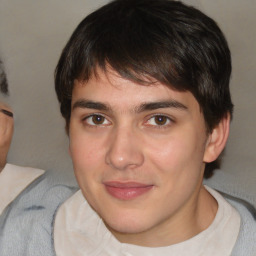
[{"x1": 103, "y1": 181, "x2": 154, "y2": 200}]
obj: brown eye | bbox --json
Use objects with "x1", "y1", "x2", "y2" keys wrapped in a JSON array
[
  {"x1": 85, "y1": 114, "x2": 110, "y2": 126},
  {"x1": 92, "y1": 115, "x2": 105, "y2": 125},
  {"x1": 154, "y1": 116, "x2": 168, "y2": 125},
  {"x1": 145, "y1": 115, "x2": 171, "y2": 127}
]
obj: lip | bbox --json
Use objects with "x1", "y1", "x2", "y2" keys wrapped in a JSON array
[{"x1": 103, "y1": 181, "x2": 154, "y2": 200}]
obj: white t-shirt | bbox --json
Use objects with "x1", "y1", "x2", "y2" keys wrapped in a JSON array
[
  {"x1": 0, "y1": 163, "x2": 44, "y2": 215},
  {"x1": 54, "y1": 186, "x2": 241, "y2": 256}
]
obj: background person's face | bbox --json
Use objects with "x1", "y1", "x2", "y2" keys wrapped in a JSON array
[
  {"x1": 0, "y1": 99, "x2": 13, "y2": 170},
  {"x1": 69, "y1": 69, "x2": 213, "y2": 246}
]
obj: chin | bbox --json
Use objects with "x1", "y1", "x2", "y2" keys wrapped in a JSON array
[{"x1": 103, "y1": 211, "x2": 153, "y2": 234}]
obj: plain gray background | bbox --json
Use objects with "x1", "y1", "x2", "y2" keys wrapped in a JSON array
[{"x1": 0, "y1": 0, "x2": 255, "y2": 190}]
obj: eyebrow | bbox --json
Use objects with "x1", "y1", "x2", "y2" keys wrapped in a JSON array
[
  {"x1": 72, "y1": 99, "x2": 188, "y2": 113},
  {"x1": 72, "y1": 100, "x2": 110, "y2": 111},
  {"x1": 136, "y1": 101, "x2": 188, "y2": 113}
]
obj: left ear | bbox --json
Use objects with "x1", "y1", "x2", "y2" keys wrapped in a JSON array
[{"x1": 203, "y1": 113, "x2": 230, "y2": 163}]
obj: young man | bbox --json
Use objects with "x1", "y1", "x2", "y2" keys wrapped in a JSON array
[
  {"x1": 54, "y1": 0, "x2": 255, "y2": 255},
  {"x1": 0, "y1": 58, "x2": 77, "y2": 256}
]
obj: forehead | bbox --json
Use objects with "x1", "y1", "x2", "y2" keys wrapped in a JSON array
[{"x1": 72, "y1": 68, "x2": 200, "y2": 112}]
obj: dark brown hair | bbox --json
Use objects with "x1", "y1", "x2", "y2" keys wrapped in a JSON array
[{"x1": 55, "y1": 0, "x2": 233, "y2": 177}]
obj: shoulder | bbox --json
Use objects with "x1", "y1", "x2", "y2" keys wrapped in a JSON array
[
  {"x1": 204, "y1": 170, "x2": 256, "y2": 256},
  {"x1": 204, "y1": 169, "x2": 256, "y2": 210},
  {"x1": 225, "y1": 196, "x2": 256, "y2": 256},
  {"x1": 0, "y1": 167, "x2": 78, "y2": 256},
  {"x1": 3, "y1": 163, "x2": 45, "y2": 176},
  {"x1": 205, "y1": 184, "x2": 256, "y2": 256},
  {"x1": 1, "y1": 168, "x2": 78, "y2": 220}
]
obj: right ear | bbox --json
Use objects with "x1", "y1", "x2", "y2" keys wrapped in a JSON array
[{"x1": 203, "y1": 113, "x2": 230, "y2": 164}]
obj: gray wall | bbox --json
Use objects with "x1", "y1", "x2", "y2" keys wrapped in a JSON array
[{"x1": 0, "y1": 0, "x2": 255, "y2": 189}]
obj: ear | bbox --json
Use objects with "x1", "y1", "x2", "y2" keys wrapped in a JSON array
[{"x1": 203, "y1": 113, "x2": 230, "y2": 163}]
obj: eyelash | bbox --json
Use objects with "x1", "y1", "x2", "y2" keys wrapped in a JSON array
[{"x1": 82, "y1": 113, "x2": 173, "y2": 128}]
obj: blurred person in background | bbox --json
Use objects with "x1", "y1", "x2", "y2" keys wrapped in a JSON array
[{"x1": 0, "y1": 57, "x2": 77, "y2": 256}]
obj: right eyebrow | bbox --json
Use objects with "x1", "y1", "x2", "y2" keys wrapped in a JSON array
[{"x1": 72, "y1": 99, "x2": 110, "y2": 111}]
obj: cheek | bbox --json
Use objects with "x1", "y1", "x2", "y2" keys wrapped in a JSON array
[
  {"x1": 69, "y1": 132, "x2": 104, "y2": 183},
  {"x1": 147, "y1": 136, "x2": 190, "y2": 166},
  {"x1": 70, "y1": 140, "x2": 95, "y2": 168},
  {"x1": 70, "y1": 125, "x2": 103, "y2": 162},
  {"x1": 146, "y1": 130, "x2": 206, "y2": 178}
]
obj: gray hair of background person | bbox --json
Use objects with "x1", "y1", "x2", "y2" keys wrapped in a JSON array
[{"x1": 0, "y1": 59, "x2": 8, "y2": 94}]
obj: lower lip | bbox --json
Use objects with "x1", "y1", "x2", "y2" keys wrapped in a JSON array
[{"x1": 105, "y1": 184, "x2": 153, "y2": 200}]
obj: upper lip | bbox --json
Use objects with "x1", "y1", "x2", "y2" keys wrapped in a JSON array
[{"x1": 103, "y1": 181, "x2": 153, "y2": 188}]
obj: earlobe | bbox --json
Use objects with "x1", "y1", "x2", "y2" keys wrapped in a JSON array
[{"x1": 203, "y1": 114, "x2": 230, "y2": 163}]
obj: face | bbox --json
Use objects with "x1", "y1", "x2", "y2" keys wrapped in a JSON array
[
  {"x1": 69, "y1": 69, "x2": 215, "y2": 246},
  {"x1": 0, "y1": 100, "x2": 14, "y2": 170}
]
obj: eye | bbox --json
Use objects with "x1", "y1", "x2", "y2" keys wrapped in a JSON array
[
  {"x1": 84, "y1": 114, "x2": 111, "y2": 126},
  {"x1": 146, "y1": 115, "x2": 171, "y2": 126}
]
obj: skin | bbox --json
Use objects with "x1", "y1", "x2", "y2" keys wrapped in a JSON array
[
  {"x1": 0, "y1": 102, "x2": 14, "y2": 172},
  {"x1": 69, "y1": 68, "x2": 230, "y2": 247}
]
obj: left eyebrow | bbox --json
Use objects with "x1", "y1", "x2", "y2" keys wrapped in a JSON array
[{"x1": 135, "y1": 100, "x2": 188, "y2": 113}]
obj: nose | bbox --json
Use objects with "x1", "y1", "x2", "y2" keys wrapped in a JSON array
[{"x1": 105, "y1": 126, "x2": 144, "y2": 171}]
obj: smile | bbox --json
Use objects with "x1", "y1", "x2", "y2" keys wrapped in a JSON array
[{"x1": 104, "y1": 182, "x2": 154, "y2": 200}]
